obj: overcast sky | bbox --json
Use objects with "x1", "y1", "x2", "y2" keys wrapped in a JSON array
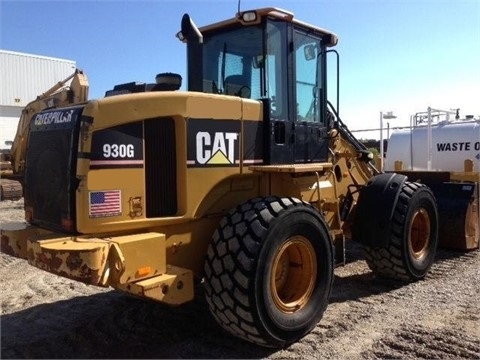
[{"x1": 1, "y1": 0, "x2": 479, "y2": 139}]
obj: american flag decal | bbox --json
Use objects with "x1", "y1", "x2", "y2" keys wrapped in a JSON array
[{"x1": 89, "y1": 190, "x2": 122, "y2": 217}]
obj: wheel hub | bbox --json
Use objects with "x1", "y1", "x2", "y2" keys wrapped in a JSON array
[
  {"x1": 271, "y1": 236, "x2": 317, "y2": 313},
  {"x1": 409, "y1": 208, "x2": 431, "y2": 260}
]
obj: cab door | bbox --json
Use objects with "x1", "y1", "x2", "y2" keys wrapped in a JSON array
[{"x1": 293, "y1": 30, "x2": 329, "y2": 163}]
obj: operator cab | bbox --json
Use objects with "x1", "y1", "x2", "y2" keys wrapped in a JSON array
[{"x1": 179, "y1": 8, "x2": 338, "y2": 164}]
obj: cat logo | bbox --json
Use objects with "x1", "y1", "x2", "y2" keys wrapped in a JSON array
[{"x1": 196, "y1": 131, "x2": 239, "y2": 165}]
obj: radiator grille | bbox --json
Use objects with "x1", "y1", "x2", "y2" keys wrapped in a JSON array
[{"x1": 25, "y1": 128, "x2": 77, "y2": 230}]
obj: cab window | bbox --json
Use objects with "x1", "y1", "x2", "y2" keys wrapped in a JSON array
[{"x1": 294, "y1": 31, "x2": 322, "y2": 123}]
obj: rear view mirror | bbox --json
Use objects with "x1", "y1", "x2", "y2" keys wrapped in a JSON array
[
  {"x1": 252, "y1": 55, "x2": 264, "y2": 69},
  {"x1": 304, "y1": 44, "x2": 316, "y2": 61}
]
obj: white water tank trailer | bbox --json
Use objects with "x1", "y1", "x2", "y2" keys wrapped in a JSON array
[
  {"x1": 385, "y1": 109, "x2": 480, "y2": 172},
  {"x1": 384, "y1": 108, "x2": 479, "y2": 250}
]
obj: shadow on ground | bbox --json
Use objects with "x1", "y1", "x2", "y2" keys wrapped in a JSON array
[
  {"x1": 1, "y1": 289, "x2": 272, "y2": 359},
  {"x1": 2, "y1": 244, "x2": 475, "y2": 359}
]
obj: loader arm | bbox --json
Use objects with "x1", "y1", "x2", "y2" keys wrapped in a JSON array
[{"x1": 326, "y1": 108, "x2": 379, "y2": 239}]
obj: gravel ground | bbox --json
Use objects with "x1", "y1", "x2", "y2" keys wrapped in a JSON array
[{"x1": 1, "y1": 198, "x2": 479, "y2": 359}]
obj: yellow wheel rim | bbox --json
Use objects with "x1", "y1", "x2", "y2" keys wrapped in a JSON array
[
  {"x1": 408, "y1": 208, "x2": 431, "y2": 260},
  {"x1": 270, "y1": 236, "x2": 317, "y2": 313}
]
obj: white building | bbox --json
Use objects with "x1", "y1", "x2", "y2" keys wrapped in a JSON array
[{"x1": 0, "y1": 50, "x2": 76, "y2": 150}]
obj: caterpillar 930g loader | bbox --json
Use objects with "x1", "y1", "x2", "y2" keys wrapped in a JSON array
[{"x1": 1, "y1": 8, "x2": 444, "y2": 347}]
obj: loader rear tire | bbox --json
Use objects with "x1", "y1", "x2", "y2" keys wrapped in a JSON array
[
  {"x1": 363, "y1": 182, "x2": 438, "y2": 281},
  {"x1": 203, "y1": 197, "x2": 334, "y2": 348}
]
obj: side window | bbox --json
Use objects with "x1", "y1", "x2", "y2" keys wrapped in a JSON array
[
  {"x1": 220, "y1": 54, "x2": 261, "y2": 100},
  {"x1": 266, "y1": 21, "x2": 287, "y2": 119},
  {"x1": 294, "y1": 32, "x2": 322, "y2": 123},
  {"x1": 219, "y1": 53, "x2": 250, "y2": 97},
  {"x1": 202, "y1": 26, "x2": 263, "y2": 99}
]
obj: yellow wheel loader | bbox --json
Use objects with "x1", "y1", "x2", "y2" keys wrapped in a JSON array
[{"x1": 1, "y1": 8, "x2": 474, "y2": 347}]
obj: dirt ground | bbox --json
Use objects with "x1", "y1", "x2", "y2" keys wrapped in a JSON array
[{"x1": 1, "y1": 198, "x2": 479, "y2": 359}]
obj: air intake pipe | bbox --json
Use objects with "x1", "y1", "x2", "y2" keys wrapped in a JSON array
[{"x1": 176, "y1": 14, "x2": 203, "y2": 92}]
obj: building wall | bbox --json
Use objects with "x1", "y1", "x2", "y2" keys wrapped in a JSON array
[
  {"x1": 0, "y1": 50, "x2": 76, "y2": 149},
  {"x1": 0, "y1": 106, "x2": 21, "y2": 150}
]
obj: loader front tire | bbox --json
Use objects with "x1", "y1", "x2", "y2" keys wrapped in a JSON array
[
  {"x1": 363, "y1": 182, "x2": 438, "y2": 281},
  {"x1": 203, "y1": 197, "x2": 334, "y2": 348}
]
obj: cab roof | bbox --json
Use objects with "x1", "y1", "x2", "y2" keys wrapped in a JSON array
[{"x1": 199, "y1": 7, "x2": 338, "y2": 47}]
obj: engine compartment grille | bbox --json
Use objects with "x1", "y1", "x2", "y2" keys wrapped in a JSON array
[{"x1": 24, "y1": 107, "x2": 82, "y2": 231}]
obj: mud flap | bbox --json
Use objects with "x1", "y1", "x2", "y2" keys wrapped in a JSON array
[{"x1": 352, "y1": 173, "x2": 407, "y2": 247}]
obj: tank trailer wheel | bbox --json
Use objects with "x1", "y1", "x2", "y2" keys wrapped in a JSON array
[
  {"x1": 363, "y1": 182, "x2": 439, "y2": 281},
  {"x1": 203, "y1": 197, "x2": 334, "y2": 348}
]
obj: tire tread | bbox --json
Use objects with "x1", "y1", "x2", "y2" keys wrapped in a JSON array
[
  {"x1": 363, "y1": 182, "x2": 437, "y2": 281},
  {"x1": 204, "y1": 197, "x2": 324, "y2": 346}
]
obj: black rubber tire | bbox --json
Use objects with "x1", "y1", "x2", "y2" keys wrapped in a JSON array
[
  {"x1": 203, "y1": 196, "x2": 334, "y2": 348},
  {"x1": 363, "y1": 181, "x2": 438, "y2": 281}
]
